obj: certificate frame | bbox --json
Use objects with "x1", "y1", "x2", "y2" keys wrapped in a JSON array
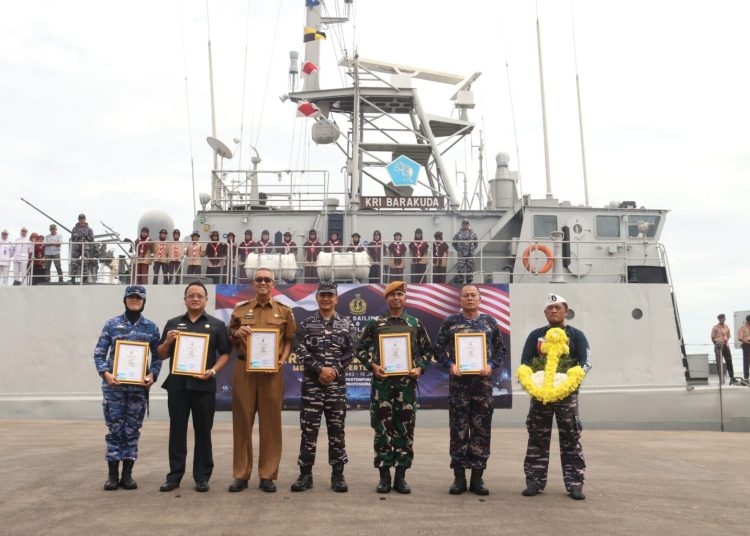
[
  {"x1": 113, "y1": 340, "x2": 149, "y2": 384},
  {"x1": 246, "y1": 329, "x2": 280, "y2": 372},
  {"x1": 172, "y1": 332, "x2": 210, "y2": 376},
  {"x1": 455, "y1": 332, "x2": 487, "y2": 374},
  {"x1": 379, "y1": 332, "x2": 413, "y2": 376}
]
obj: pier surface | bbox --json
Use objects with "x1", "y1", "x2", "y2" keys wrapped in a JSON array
[{"x1": 1, "y1": 418, "x2": 747, "y2": 536}]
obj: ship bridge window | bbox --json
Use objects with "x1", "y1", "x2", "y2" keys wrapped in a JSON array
[
  {"x1": 628, "y1": 215, "x2": 660, "y2": 238},
  {"x1": 595, "y1": 215, "x2": 620, "y2": 238},
  {"x1": 533, "y1": 215, "x2": 558, "y2": 238}
]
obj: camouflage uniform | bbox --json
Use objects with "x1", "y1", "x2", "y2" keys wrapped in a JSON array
[
  {"x1": 357, "y1": 313, "x2": 433, "y2": 468},
  {"x1": 70, "y1": 222, "x2": 94, "y2": 281},
  {"x1": 93, "y1": 313, "x2": 161, "y2": 461},
  {"x1": 294, "y1": 311, "x2": 357, "y2": 467},
  {"x1": 435, "y1": 313, "x2": 507, "y2": 469},
  {"x1": 521, "y1": 324, "x2": 591, "y2": 492},
  {"x1": 451, "y1": 228, "x2": 478, "y2": 284}
]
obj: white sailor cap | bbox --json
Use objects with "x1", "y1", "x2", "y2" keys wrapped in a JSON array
[{"x1": 545, "y1": 294, "x2": 567, "y2": 308}]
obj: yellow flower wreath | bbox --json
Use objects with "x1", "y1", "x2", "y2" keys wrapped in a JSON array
[{"x1": 516, "y1": 327, "x2": 585, "y2": 404}]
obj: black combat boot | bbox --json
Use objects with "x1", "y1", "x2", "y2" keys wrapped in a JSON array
[
  {"x1": 120, "y1": 459, "x2": 137, "y2": 490},
  {"x1": 376, "y1": 467, "x2": 391, "y2": 494},
  {"x1": 331, "y1": 463, "x2": 348, "y2": 492},
  {"x1": 569, "y1": 486, "x2": 586, "y2": 501},
  {"x1": 469, "y1": 468, "x2": 489, "y2": 495},
  {"x1": 522, "y1": 481, "x2": 541, "y2": 497},
  {"x1": 104, "y1": 461, "x2": 119, "y2": 491},
  {"x1": 393, "y1": 467, "x2": 411, "y2": 494},
  {"x1": 449, "y1": 466, "x2": 467, "y2": 495},
  {"x1": 291, "y1": 465, "x2": 313, "y2": 492}
]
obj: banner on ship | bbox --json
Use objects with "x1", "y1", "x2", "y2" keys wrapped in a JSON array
[{"x1": 213, "y1": 283, "x2": 511, "y2": 410}]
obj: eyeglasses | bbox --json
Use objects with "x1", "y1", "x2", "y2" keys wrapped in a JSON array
[
  {"x1": 254, "y1": 277, "x2": 274, "y2": 284},
  {"x1": 185, "y1": 294, "x2": 207, "y2": 300}
]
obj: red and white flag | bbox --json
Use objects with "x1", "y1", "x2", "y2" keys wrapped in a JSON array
[
  {"x1": 297, "y1": 101, "x2": 321, "y2": 118},
  {"x1": 301, "y1": 61, "x2": 319, "y2": 76}
]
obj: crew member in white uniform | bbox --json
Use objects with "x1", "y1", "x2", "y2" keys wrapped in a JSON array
[{"x1": 12, "y1": 227, "x2": 32, "y2": 286}]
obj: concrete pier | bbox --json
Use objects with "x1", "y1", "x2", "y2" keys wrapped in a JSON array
[{"x1": 1, "y1": 419, "x2": 747, "y2": 535}]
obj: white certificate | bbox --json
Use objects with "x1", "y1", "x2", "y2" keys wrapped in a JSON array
[
  {"x1": 172, "y1": 332, "x2": 209, "y2": 376},
  {"x1": 247, "y1": 329, "x2": 279, "y2": 372},
  {"x1": 113, "y1": 340, "x2": 149, "y2": 384},
  {"x1": 379, "y1": 333, "x2": 412, "y2": 376},
  {"x1": 455, "y1": 332, "x2": 487, "y2": 374}
]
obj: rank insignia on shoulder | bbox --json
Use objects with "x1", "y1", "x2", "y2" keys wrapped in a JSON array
[{"x1": 235, "y1": 300, "x2": 250, "y2": 307}]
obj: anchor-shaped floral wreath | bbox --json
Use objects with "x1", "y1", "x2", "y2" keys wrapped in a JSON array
[{"x1": 516, "y1": 327, "x2": 585, "y2": 404}]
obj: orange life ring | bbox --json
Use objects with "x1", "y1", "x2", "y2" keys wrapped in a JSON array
[{"x1": 522, "y1": 244, "x2": 554, "y2": 274}]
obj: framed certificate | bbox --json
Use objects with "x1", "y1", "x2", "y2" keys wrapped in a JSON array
[
  {"x1": 455, "y1": 332, "x2": 487, "y2": 374},
  {"x1": 379, "y1": 333, "x2": 412, "y2": 376},
  {"x1": 172, "y1": 332, "x2": 209, "y2": 376},
  {"x1": 113, "y1": 340, "x2": 149, "y2": 384},
  {"x1": 246, "y1": 329, "x2": 279, "y2": 372}
]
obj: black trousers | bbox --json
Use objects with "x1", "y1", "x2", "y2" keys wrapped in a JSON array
[
  {"x1": 166, "y1": 389, "x2": 216, "y2": 484},
  {"x1": 742, "y1": 344, "x2": 750, "y2": 380},
  {"x1": 410, "y1": 263, "x2": 427, "y2": 283}
]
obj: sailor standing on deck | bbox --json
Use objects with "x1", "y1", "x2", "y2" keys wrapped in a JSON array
[
  {"x1": 356, "y1": 281, "x2": 434, "y2": 494},
  {"x1": 0, "y1": 230, "x2": 11, "y2": 285},
  {"x1": 93, "y1": 285, "x2": 161, "y2": 491},
  {"x1": 435, "y1": 285, "x2": 506, "y2": 496},
  {"x1": 387, "y1": 232, "x2": 406, "y2": 282},
  {"x1": 227, "y1": 268, "x2": 297, "y2": 493},
  {"x1": 521, "y1": 294, "x2": 591, "y2": 501},
  {"x1": 303, "y1": 230, "x2": 322, "y2": 283},
  {"x1": 11, "y1": 227, "x2": 32, "y2": 286},
  {"x1": 452, "y1": 219, "x2": 478, "y2": 284},
  {"x1": 367, "y1": 230, "x2": 383, "y2": 283},
  {"x1": 408, "y1": 229, "x2": 429, "y2": 283},
  {"x1": 290, "y1": 280, "x2": 357, "y2": 493}
]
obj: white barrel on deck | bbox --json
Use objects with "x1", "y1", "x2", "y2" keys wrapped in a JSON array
[
  {"x1": 316, "y1": 251, "x2": 370, "y2": 281},
  {"x1": 245, "y1": 253, "x2": 283, "y2": 279},
  {"x1": 280, "y1": 253, "x2": 298, "y2": 281}
]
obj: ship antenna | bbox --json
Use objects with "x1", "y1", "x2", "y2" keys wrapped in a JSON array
[
  {"x1": 178, "y1": 0, "x2": 197, "y2": 216},
  {"x1": 500, "y1": 7, "x2": 523, "y2": 197},
  {"x1": 236, "y1": 0, "x2": 253, "y2": 167},
  {"x1": 206, "y1": 0, "x2": 218, "y2": 174},
  {"x1": 570, "y1": 0, "x2": 590, "y2": 207},
  {"x1": 535, "y1": 1, "x2": 553, "y2": 199},
  {"x1": 253, "y1": 0, "x2": 284, "y2": 150}
]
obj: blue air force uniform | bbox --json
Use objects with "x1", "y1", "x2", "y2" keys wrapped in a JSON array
[{"x1": 93, "y1": 313, "x2": 161, "y2": 461}]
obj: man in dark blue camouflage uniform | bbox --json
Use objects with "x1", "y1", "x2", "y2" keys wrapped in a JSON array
[
  {"x1": 521, "y1": 293, "x2": 591, "y2": 501},
  {"x1": 70, "y1": 213, "x2": 94, "y2": 284},
  {"x1": 451, "y1": 219, "x2": 478, "y2": 284},
  {"x1": 93, "y1": 285, "x2": 161, "y2": 490},
  {"x1": 357, "y1": 280, "x2": 434, "y2": 494},
  {"x1": 436, "y1": 285, "x2": 506, "y2": 495},
  {"x1": 290, "y1": 281, "x2": 357, "y2": 493}
]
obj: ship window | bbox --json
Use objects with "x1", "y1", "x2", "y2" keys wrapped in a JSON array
[
  {"x1": 596, "y1": 215, "x2": 620, "y2": 238},
  {"x1": 533, "y1": 215, "x2": 557, "y2": 238},
  {"x1": 628, "y1": 215, "x2": 660, "y2": 238}
]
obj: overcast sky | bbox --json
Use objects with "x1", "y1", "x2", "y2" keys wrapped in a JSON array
[{"x1": 1, "y1": 0, "x2": 748, "y2": 350}]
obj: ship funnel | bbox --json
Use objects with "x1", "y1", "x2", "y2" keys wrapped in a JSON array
[{"x1": 488, "y1": 152, "x2": 518, "y2": 210}]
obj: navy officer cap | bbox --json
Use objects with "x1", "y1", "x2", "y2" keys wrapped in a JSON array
[
  {"x1": 124, "y1": 285, "x2": 147, "y2": 299},
  {"x1": 317, "y1": 280, "x2": 337, "y2": 295}
]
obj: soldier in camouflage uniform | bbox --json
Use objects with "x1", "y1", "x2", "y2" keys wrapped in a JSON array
[
  {"x1": 93, "y1": 285, "x2": 161, "y2": 490},
  {"x1": 357, "y1": 280, "x2": 434, "y2": 494},
  {"x1": 521, "y1": 294, "x2": 591, "y2": 501},
  {"x1": 70, "y1": 213, "x2": 94, "y2": 284},
  {"x1": 435, "y1": 285, "x2": 507, "y2": 496},
  {"x1": 290, "y1": 281, "x2": 357, "y2": 493},
  {"x1": 451, "y1": 219, "x2": 478, "y2": 284}
]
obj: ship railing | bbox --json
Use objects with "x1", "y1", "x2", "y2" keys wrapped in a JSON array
[
  {"x1": 211, "y1": 169, "x2": 347, "y2": 211},
  {"x1": 1, "y1": 238, "x2": 671, "y2": 287}
]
